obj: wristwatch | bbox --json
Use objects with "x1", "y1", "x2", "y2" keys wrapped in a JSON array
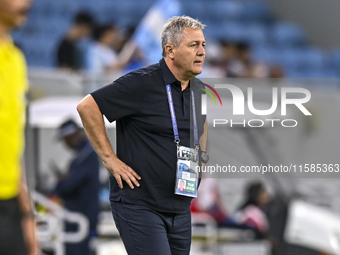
[{"x1": 201, "y1": 151, "x2": 209, "y2": 164}]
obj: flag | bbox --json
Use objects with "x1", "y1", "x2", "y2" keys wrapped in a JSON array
[{"x1": 133, "y1": 0, "x2": 182, "y2": 65}]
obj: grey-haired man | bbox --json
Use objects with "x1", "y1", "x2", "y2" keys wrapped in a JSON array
[{"x1": 77, "y1": 16, "x2": 208, "y2": 255}]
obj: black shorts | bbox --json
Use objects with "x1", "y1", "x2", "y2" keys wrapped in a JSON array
[{"x1": 0, "y1": 197, "x2": 27, "y2": 255}]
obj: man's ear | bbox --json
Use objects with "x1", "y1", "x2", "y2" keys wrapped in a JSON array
[{"x1": 165, "y1": 44, "x2": 175, "y2": 59}]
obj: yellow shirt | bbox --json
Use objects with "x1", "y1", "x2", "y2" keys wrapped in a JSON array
[{"x1": 0, "y1": 38, "x2": 28, "y2": 199}]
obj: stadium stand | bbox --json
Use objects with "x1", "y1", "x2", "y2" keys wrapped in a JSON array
[{"x1": 12, "y1": 0, "x2": 338, "y2": 79}]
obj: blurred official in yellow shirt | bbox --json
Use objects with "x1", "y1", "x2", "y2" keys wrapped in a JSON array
[
  {"x1": 0, "y1": 0, "x2": 38, "y2": 254},
  {"x1": 0, "y1": 37, "x2": 28, "y2": 199}
]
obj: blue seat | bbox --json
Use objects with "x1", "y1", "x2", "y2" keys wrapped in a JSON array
[
  {"x1": 201, "y1": 20, "x2": 218, "y2": 41},
  {"x1": 213, "y1": 21, "x2": 248, "y2": 42},
  {"x1": 252, "y1": 46, "x2": 283, "y2": 65},
  {"x1": 181, "y1": 1, "x2": 206, "y2": 20},
  {"x1": 19, "y1": 32, "x2": 57, "y2": 67},
  {"x1": 280, "y1": 47, "x2": 326, "y2": 72},
  {"x1": 285, "y1": 68, "x2": 338, "y2": 79},
  {"x1": 212, "y1": 21, "x2": 269, "y2": 47},
  {"x1": 93, "y1": 1, "x2": 120, "y2": 23},
  {"x1": 244, "y1": 23, "x2": 269, "y2": 46},
  {"x1": 302, "y1": 48, "x2": 326, "y2": 70},
  {"x1": 326, "y1": 49, "x2": 340, "y2": 74},
  {"x1": 242, "y1": 1, "x2": 272, "y2": 23},
  {"x1": 209, "y1": 1, "x2": 244, "y2": 22},
  {"x1": 271, "y1": 22, "x2": 306, "y2": 47}
]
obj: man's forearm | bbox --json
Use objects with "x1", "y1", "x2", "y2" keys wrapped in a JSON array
[
  {"x1": 77, "y1": 94, "x2": 116, "y2": 163},
  {"x1": 18, "y1": 164, "x2": 38, "y2": 255},
  {"x1": 77, "y1": 94, "x2": 141, "y2": 189},
  {"x1": 199, "y1": 119, "x2": 208, "y2": 152}
]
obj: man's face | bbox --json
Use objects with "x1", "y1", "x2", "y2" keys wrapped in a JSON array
[
  {"x1": 79, "y1": 24, "x2": 93, "y2": 39},
  {"x1": 63, "y1": 133, "x2": 79, "y2": 150},
  {"x1": 172, "y1": 27, "x2": 206, "y2": 79},
  {"x1": 179, "y1": 181, "x2": 185, "y2": 189},
  {"x1": 101, "y1": 28, "x2": 117, "y2": 47},
  {"x1": 0, "y1": 0, "x2": 33, "y2": 29}
]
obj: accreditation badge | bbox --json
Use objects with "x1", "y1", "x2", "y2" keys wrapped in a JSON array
[{"x1": 175, "y1": 146, "x2": 199, "y2": 197}]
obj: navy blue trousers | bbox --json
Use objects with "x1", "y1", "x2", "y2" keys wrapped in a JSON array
[{"x1": 111, "y1": 201, "x2": 191, "y2": 255}]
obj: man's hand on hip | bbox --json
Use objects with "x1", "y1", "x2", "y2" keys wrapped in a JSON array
[{"x1": 104, "y1": 157, "x2": 141, "y2": 189}]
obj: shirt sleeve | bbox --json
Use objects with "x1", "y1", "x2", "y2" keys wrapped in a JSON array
[{"x1": 91, "y1": 72, "x2": 144, "y2": 122}]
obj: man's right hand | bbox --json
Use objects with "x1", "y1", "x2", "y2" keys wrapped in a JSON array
[{"x1": 103, "y1": 156, "x2": 141, "y2": 189}]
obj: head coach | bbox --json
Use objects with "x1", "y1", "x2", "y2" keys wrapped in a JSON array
[{"x1": 77, "y1": 16, "x2": 208, "y2": 255}]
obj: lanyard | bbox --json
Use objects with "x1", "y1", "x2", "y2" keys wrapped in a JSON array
[{"x1": 165, "y1": 84, "x2": 199, "y2": 149}]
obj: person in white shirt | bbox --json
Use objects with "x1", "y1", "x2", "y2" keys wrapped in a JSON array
[
  {"x1": 234, "y1": 182, "x2": 270, "y2": 235},
  {"x1": 86, "y1": 24, "x2": 125, "y2": 74}
]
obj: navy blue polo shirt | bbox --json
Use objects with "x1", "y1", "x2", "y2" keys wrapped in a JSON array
[{"x1": 91, "y1": 58, "x2": 206, "y2": 213}]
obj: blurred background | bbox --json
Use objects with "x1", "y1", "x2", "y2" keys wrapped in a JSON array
[{"x1": 14, "y1": 0, "x2": 340, "y2": 254}]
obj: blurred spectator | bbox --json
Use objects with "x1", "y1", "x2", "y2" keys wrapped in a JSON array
[
  {"x1": 191, "y1": 178, "x2": 230, "y2": 226},
  {"x1": 205, "y1": 40, "x2": 238, "y2": 77},
  {"x1": 86, "y1": 24, "x2": 127, "y2": 74},
  {"x1": 250, "y1": 61, "x2": 271, "y2": 78},
  {"x1": 233, "y1": 181, "x2": 270, "y2": 238},
  {"x1": 269, "y1": 65, "x2": 285, "y2": 78},
  {"x1": 56, "y1": 11, "x2": 95, "y2": 71},
  {"x1": 220, "y1": 40, "x2": 238, "y2": 66},
  {"x1": 0, "y1": 0, "x2": 39, "y2": 254},
  {"x1": 226, "y1": 42, "x2": 253, "y2": 78},
  {"x1": 52, "y1": 119, "x2": 100, "y2": 255},
  {"x1": 119, "y1": 26, "x2": 145, "y2": 72},
  {"x1": 116, "y1": 26, "x2": 135, "y2": 53},
  {"x1": 218, "y1": 41, "x2": 285, "y2": 79}
]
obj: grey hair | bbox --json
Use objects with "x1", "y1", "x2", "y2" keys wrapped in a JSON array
[{"x1": 161, "y1": 16, "x2": 206, "y2": 57}]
